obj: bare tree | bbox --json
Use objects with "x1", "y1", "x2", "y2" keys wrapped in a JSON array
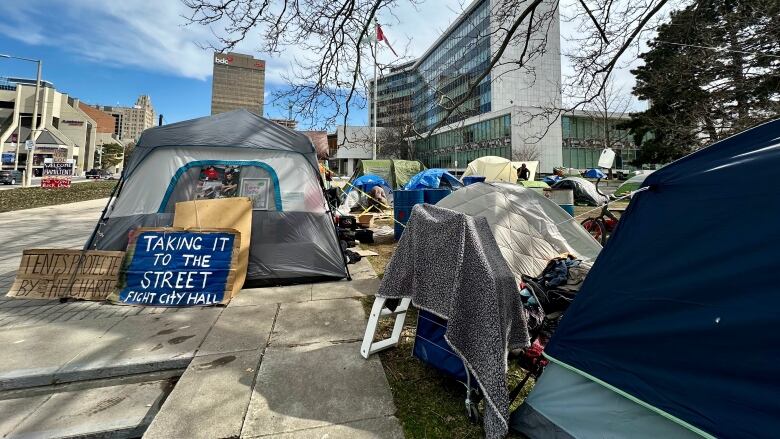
[
  {"x1": 581, "y1": 76, "x2": 633, "y2": 150},
  {"x1": 182, "y1": 0, "x2": 676, "y2": 141},
  {"x1": 514, "y1": 144, "x2": 541, "y2": 161}
]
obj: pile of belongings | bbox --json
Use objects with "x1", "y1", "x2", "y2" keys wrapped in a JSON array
[
  {"x1": 516, "y1": 254, "x2": 592, "y2": 370},
  {"x1": 339, "y1": 174, "x2": 393, "y2": 213}
]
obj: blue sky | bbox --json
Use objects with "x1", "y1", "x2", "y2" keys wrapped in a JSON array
[{"x1": 0, "y1": 0, "x2": 461, "y2": 129}]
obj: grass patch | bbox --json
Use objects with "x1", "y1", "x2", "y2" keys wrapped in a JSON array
[
  {"x1": 0, "y1": 181, "x2": 117, "y2": 213},
  {"x1": 363, "y1": 240, "x2": 533, "y2": 438}
]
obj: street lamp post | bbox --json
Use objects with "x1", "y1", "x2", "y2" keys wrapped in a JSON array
[{"x1": 0, "y1": 54, "x2": 43, "y2": 187}]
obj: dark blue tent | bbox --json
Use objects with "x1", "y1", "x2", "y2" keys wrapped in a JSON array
[
  {"x1": 514, "y1": 120, "x2": 780, "y2": 438},
  {"x1": 404, "y1": 168, "x2": 463, "y2": 190}
]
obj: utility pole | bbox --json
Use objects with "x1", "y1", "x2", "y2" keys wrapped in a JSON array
[
  {"x1": 0, "y1": 54, "x2": 43, "y2": 186},
  {"x1": 24, "y1": 60, "x2": 42, "y2": 187}
]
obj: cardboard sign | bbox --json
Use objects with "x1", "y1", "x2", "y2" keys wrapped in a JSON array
[
  {"x1": 7, "y1": 250, "x2": 125, "y2": 300},
  {"x1": 173, "y1": 197, "x2": 252, "y2": 298},
  {"x1": 110, "y1": 228, "x2": 240, "y2": 307}
]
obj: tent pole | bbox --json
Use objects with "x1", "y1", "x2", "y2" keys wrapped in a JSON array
[{"x1": 83, "y1": 175, "x2": 123, "y2": 250}]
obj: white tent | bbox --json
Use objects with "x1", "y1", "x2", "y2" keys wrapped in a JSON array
[
  {"x1": 436, "y1": 182, "x2": 601, "y2": 278},
  {"x1": 461, "y1": 156, "x2": 517, "y2": 183}
]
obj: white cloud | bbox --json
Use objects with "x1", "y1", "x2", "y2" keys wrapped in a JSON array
[
  {"x1": 0, "y1": 0, "x2": 214, "y2": 80},
  {"x1": 0, "y1": 0, "x2": 464, "y2": 84}
]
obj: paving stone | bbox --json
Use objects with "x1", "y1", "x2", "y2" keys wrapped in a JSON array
[
  {"x1": 0, "y1": 318, "x2": 122, "y2": 390},
  {"x1": 58, "y1": 309, "x2": 222, "y2": 381},
  {"x1": 311, "y1": 278, "x2": 380, "y2": 301},
  {"x1": 144, "y1": 350, "x2": 262, "y2": 439},
  {"x1": 7, "y1": 379, "x2": 172, "y2": 439},
  {"x1": 230, "y1": 284, "x2": 312, "y2": 307},
  {"x1": 241, "y1": 341, "x2": 396, "y2": 436},
  {"x1": 197, "y1": 305, "x2": 277, "y2": 357},
  {"x1": 271, "y1": 299, "x2": 366, "y2": 346},
  {"x1": 245, "y1": 416, "x2": 405, "y2": 439},
  {"x1": 347, "y1": 259, "x2": 378, "y2": 280},
  {"x1": 0, "y1": 395, "x2": 49, "y2": 438}
]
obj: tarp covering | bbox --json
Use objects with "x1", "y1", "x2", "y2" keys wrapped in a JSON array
[
  {"x1": 349, "y1": 159, "x2": 425, "y2": 189},
  {"x1": 91, "y1": 110, "x2": 347, "y2": 285},
  {"x1": 544, "y1": 119, "x2": 780, "y2": 438},
  {"x1": 436, "y1": 183, "x2": 601, "y2": 279},
  {"x1": 462, "y1": 156, "x2": 517, "y2": 183},
  {"x1": 404, "y1": 168, "x2": 463, "y2": 190},
  {"x1": 583, "y1": 168, "x2": 606, "y2": 179},
  {"x1": 551, "y1": 177, "x2": 608, "y2": 206},
  {"x1": 346, "y1": 174, "x2": 390, "y2": 193}
]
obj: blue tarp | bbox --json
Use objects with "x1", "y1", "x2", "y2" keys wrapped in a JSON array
[
  {"x1": 404, "y1": 168, "x2": 463, "y2": 190},
  {"x1": 542, "y1": 175, "x2": 562, "y2": 185},
  {"x1": 583, "y1": 168, "x2": 606, "y2": 179},
  {"x1": 545, "y1": 119, "x2": 780, "y2": 438},
  {"x1": 346, "y1": 174, "x2": 390, "y2": 194}
]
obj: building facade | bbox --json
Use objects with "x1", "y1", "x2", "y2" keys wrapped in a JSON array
[
  {"x1": 0, "y1": 79, "x2": 99, "y2": 174},
  {"x1": 561, "y1": 110, "x2": 638, "y2": 171},
  {"x1": 370, "y1": 0, "x2": 563, "y2": 172},
  {"x1": 92, "y1": 95, "x2": 155, "y2": 142},
  {"x1": 0, "y1": 78, "x2": 134, "y2": 175},
  {"x1": 211, "y1": 52, "x2": 266, "y2": 115},
  {"x1": 328, "y1": 126, "x2": 378, "y2": 176}
]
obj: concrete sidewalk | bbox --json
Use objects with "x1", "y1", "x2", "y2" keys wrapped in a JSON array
[{"x1": 0, "y1": 199, "x2": 402, "y2": 438}]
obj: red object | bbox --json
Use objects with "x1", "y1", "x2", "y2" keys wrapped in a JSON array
[
  {"x1": 41, "y1": 177, "x2": 71, "y2": 188},
  {"x1": 203, "y1": 167, "x2": 219, "y2": 180},
  {"x1": 376, "y1": 23, "x2": 398, "y2": 57}
]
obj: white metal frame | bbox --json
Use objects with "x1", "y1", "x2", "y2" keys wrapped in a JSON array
[{"x1": 360, "y1": 297, "x2": 411, "y2": 359}]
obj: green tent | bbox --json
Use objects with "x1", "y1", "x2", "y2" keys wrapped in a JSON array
[
  {"x1": 614, "y1": 172, "x2": 652, "y2": 197},
  {"x1": 518, "y1": 180, "x2": 549, "y2": 189},
  {"x1": 349, "y1": 159, "x2": 426, "y2": 189}
]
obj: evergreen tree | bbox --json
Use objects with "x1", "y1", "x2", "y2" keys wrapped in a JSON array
[{"x1": 626, "y1": 0, "x2": 780, "y2": 165}]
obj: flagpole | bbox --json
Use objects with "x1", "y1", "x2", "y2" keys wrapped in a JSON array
[{"x1": 372, "y1": 31, "x2": 378, "y2": 161}]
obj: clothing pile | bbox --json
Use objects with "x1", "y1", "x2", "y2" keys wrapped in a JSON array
[{"x1": 518, "y1": 254, "x2": 592, "y2": 360}]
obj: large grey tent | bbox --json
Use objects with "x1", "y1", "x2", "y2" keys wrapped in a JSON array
[
  {"x1": 436, "y1": 183, "x2": 601, "y2": 278},
  {"x1": 88, "y1": 110, "x2": 347, "y2": 284}
]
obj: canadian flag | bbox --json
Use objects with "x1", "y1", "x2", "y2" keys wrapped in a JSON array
[{"x1": 376, "y1": 23, "x2": 398, "y2": 57}]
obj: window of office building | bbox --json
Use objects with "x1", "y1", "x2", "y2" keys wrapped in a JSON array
[
  {"x1": 413, "y1": 113, "x2": 511, "y2": 168},
  {"x1": 409, "y1": 0, "x2": 492, "y2": 132}
]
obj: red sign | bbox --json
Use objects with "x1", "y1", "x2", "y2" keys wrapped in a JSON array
[{"x1": 41, "y1": 176, "x2": 72, "y2": 189}]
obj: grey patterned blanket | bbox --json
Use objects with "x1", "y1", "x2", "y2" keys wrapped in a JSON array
[{"x1": 378, "y1": 204, "x2": 530, "y2": 438}]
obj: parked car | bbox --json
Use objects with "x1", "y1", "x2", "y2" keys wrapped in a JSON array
[
  {"x1": 0, "y1": 170, "x2": 22, "y2": 185},
  {"x1": 85, "y1": 168, "x2": 112, "y2": 179}
]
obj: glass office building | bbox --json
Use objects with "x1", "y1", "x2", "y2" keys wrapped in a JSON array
[{"x1": 371, "y1": 0, "x2": 565, "y2": 172}]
